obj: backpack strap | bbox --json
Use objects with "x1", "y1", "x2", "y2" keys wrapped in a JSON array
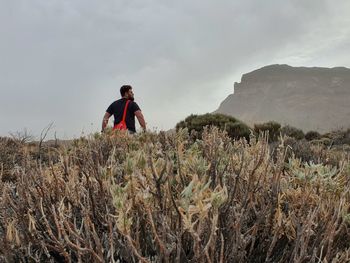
[{"x1": 121, "y1": 100, "x2": 130, "y2": 122}]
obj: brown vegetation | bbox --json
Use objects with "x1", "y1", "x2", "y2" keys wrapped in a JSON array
[{"x1": 0, "y1": 127, "x2": 350, "y2": 262}]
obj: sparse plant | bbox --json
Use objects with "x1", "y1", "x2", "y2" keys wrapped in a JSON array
[{"x1": 9, "y1": 128, "x2": 34, "y2": 144}]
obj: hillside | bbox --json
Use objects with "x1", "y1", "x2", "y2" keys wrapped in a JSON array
[{"x1": 216, "y1": 64, "x2": 350, "y2": 132}]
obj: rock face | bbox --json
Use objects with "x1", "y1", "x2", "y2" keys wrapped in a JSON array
[{"x1": 216, "y1": 64, "x2": 350, "y2": 133}]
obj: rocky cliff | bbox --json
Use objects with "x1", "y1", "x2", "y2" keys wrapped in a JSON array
[{"x1": 216, "y1": 64, "x2": 350, "y2": 132}]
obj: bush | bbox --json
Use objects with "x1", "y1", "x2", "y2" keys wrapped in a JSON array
[
  {"x1": 281, "y1": 125, "x2": 305, "y2": 140},
  {"x1": 305, "y1": 130, "x2": 321, "y2": 141},
  {"x1": 176, "y1": 113, "x2": 251, "y2": 140},
  {"x1": 0, "y1": 137, "x2": 24, "y2": 181},
  {"x1": 311, "y1": 137, "x2": 332, "y2": 147},
  {"x1": 254, "y1": 121, "x2": 281, "y2": 142},
  {"x1": 322, "y1": 129, "x2": 350, "y2": 146},
  {"x1": 282, "y1": 137, "x2": 315, "y2": 163}
]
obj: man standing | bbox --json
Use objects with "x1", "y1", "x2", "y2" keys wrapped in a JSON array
[{"x1": 102, "y1": 85, "x2": 146, "y2": 133}]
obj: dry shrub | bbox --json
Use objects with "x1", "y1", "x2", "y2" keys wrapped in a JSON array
[
  {"x1": 0, "y1": 137, "x2": 25, "y2": 181},
  {"x1": 0, "y1": 127, "x2": 350, "y2": 262}
]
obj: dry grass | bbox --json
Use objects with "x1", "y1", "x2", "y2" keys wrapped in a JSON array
[{"x1": 1, "y1": 127, "x2": 350, "y2": 262}]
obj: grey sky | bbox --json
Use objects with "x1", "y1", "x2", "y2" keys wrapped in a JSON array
[{"x1": 1, "y1": 0, "x2": 350, "y2": 139}]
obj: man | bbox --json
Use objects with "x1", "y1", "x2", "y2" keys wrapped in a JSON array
[{"x1": 102, "y1": 85, "x2": 146, "y2": 133}]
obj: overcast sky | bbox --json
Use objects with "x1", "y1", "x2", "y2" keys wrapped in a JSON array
[{"x1": 1, "y1": 0, "x2": 350, "y2": 139}]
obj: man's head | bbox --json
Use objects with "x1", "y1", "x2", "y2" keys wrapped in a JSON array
[{"x1": 120, "y1": 85, "x2": 134, "y2": 101}]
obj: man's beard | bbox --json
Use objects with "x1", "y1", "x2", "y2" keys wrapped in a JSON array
[{"x1": 129, "y1": 97, "x2": 135, "y2": 101}]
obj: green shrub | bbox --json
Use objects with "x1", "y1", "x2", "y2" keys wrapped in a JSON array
[
  {"x1": 254, "y1": 121, "x2": 281, "y2": 142},
  {"x1": 311, "y1": 137, "x2": 332, "y2": 147},
  {"x1": 332, "y1": 129, "x2": 349, "y2": 145},
  {"x1": 321, "y1": 129, "x2": 350, "y2": 146},
  {"x1": 305, "y1": 130, "x2": 321, "y2": 141},
  {"x1": 176, "y1": 113, "x2": 251, "y2": 140},
  {"x1": 281, "y1": 125, "x2": 305, "y2": 140}
]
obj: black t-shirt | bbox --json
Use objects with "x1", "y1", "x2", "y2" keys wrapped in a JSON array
[{"x1": 106, "y1": 98, "x2": 141, "y2": 132}]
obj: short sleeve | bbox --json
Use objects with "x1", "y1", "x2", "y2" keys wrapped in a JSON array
[
  {"x1": 130, "y1": 102, "x2": 141, "y2": 113},
  {"x1": 106, "y1": 103, "x2": 114, "y2": 115}
]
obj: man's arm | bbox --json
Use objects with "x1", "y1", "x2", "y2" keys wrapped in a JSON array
[
  {"x1": 101, "y1": 112, "x2": 111, "y2": 132},
  {"x1": 135, "y1": 110, "x2": 146, "y2": 131}
]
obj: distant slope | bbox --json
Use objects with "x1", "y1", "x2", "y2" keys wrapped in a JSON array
[{"x1": 216, "y1": 64, "x2": 350, "y2": 132}]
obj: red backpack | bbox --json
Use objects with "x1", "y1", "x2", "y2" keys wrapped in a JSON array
[{"x1": 113, "y1": 100, "x2": 130, "y2": 131}]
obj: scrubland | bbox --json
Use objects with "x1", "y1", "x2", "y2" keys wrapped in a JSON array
[{"x1": 1, "y1": 127, "x2": 350, "y2": 262}]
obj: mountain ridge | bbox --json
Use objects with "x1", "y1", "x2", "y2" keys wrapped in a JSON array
[{"x1": 216, "y1": 64, "x2": 350, "y2": 132}]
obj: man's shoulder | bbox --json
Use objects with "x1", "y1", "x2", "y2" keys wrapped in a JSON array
[
  {"x1": 130, "y1": 101, "x2": 141, "y2": 110},
  {"x1": 112, "y1": 99, "x2": 125, "y2": 106},
  {"x1": 111, "y1": 99, "x2": 140, "y2": 109},
  {"x1": 108, "y1": 100, "x2": 116, "y2": 107}
]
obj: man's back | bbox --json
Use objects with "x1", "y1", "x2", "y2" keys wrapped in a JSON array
[
  {"x1": 106, "y1": 98, "x2": 141, "y2": 133},
  {"x1": 102, "y1": 85, "x2": 146, "y2": 133}
]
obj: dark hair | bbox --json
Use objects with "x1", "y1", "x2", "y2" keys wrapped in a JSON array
[{"x1": 120, "y1": 85, "x2": 132, "y2": 97}]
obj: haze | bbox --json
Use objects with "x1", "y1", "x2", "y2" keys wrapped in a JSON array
[{"x1": 1, "y1": 0, "x2": 350, "y2": 138}]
